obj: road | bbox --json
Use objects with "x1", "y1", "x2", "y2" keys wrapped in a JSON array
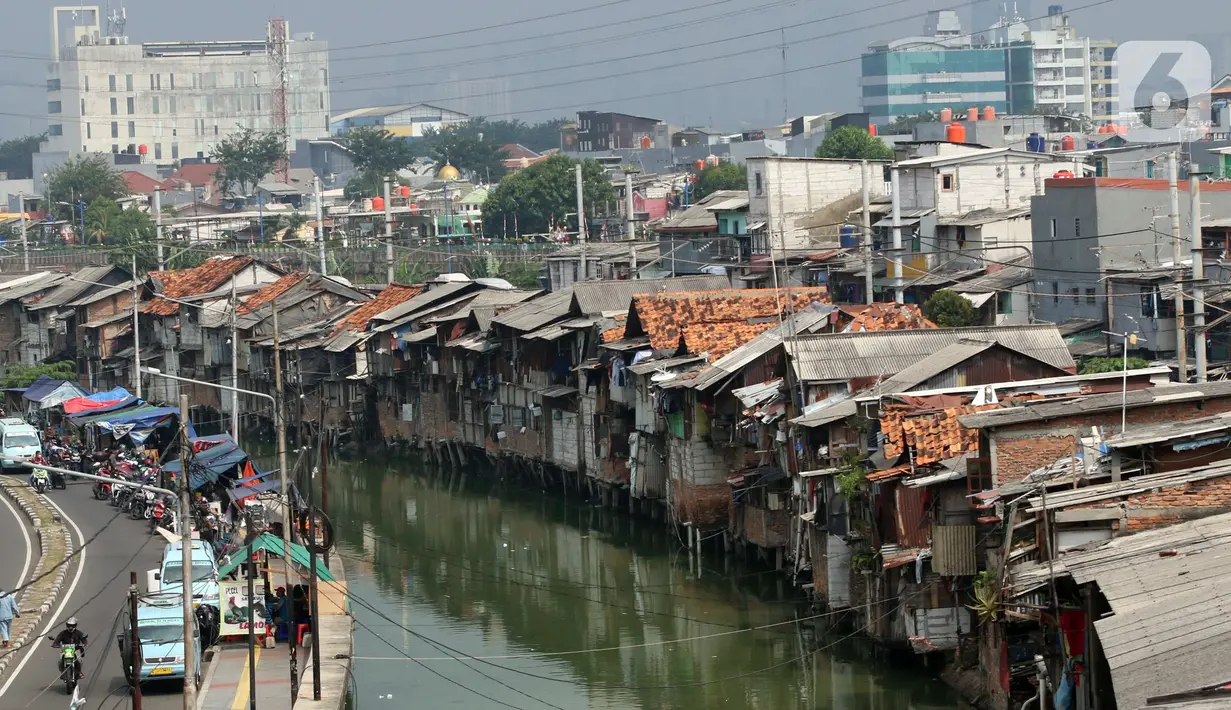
[{"x1": 0, "y1": 477, "x2": 188, "y2": 710}]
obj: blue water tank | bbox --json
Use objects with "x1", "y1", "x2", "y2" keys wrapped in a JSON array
[
  {"x1": 1027, "y1": 133, "x2": 1044, "y2": 153},
  {"x1": 840, "y1": 224, "x2": 859, "y2": 248}
]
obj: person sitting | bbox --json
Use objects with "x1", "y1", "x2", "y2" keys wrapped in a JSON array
[{"x1": 50, "y1": 617, "x2": 88, "y2": 679}]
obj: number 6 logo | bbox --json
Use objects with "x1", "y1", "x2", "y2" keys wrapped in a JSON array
[{"x1": 1115, "y1": 41, "x2": 1211, "y2": 140}]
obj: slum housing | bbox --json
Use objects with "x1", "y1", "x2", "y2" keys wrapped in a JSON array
[{"x1": 9, "y1": 135, "x2": 1231, "y2": 708}]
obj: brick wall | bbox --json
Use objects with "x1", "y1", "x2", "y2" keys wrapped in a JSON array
[
  {"x1": 991, "y1": 395, "x2": 1231, "y2": 486},
  {"x1": 1072, "y1": 475, "x2": 1231, "y2": 535},
  {"x1": 737, "y1": 504, "x2": 788, "y2": 548},
  {"x1": 670, "y1": 478, "x2": 730, "y2": 526}
]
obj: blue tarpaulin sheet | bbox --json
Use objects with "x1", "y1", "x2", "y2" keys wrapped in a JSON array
[
  {"x1": 22, "y1": 375, "x2": 89, "y2": 408},
  {"x1": 231, "y1": 468, "x2": 277, "y2": 487},
  {"x1": 164, "y1": 434, "x2": 251, "y2": 490},
  {"x1": 22, "y1": 375, "x2": 64, "y2": 402}
]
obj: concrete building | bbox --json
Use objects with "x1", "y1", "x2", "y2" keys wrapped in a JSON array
[
  {"x1": 328, "y1": 103, "x2": 468, "y2": 139},
  {"x1": 575, "y1": 111, "x2": 660, "y2": 152},
  {"x1": 746, "y1": 156, "x2": 890, "y2": 252},
  {"x1": 1030, "y1": 177, "x2": 1231, "y2": 354},
  {"x1": 44, "y1": 6, "x2": 329, "y2": 162}
]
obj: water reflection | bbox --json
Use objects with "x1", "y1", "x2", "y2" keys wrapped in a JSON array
[{"x1": 326, "y1": 457, "x2": 964, "y2": 710}]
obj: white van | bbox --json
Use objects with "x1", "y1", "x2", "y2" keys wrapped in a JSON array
[{"x1": 0, "y1": 418, "x2": 40, "y2": 473}]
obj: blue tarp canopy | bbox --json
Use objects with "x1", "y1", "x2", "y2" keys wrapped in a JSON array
[
  {"x1": 227, "y1": 477, "x2": 282, "y2": 503},
  {"x1": 22, "y1": 375, "x2": 90, "y2": 409},
  {"x1": 231, "y1": 468, "x2": 277, "y2": 487},
  {"x1": 86, "y1": 405, "x2": 179, "y2": 445},
  {"x1": 163, "y1": 434, "x2": 251, "y2": 490}
]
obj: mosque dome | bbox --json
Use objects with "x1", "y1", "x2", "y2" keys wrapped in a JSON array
[{"x1": 438, "y1": 161, "x2": 460, "y2": 181}]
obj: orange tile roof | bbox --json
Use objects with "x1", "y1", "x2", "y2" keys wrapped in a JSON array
[
  {"x1": 631, "y1": 287, "x2": 829, "y2": 356},
  {"x1": 843, "y1": 303, "x2": 936, "y2": 333},
  {"x1": 238, "y1": 272, "x2": 309, "y2": 314},
  {"x1": 330, "y1": 284, "x2": 421, "y2": 335},
  {"x1": 881, "y1": 403, "x2": 1000, "y2": 466},
  {"x1": 144, "y1": 256, "x2": 255, "y2": 316}
]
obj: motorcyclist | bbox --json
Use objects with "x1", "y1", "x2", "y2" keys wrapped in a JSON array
[
  {"x1": 28, "y1": 456, "x2": 50, "y2": 490},
  {"x1": 50, "y1": 618, "x2": 88, "y2": 679}
]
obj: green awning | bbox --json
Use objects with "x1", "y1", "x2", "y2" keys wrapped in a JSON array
[{"x1": 217, "y1": 532, "x2": 336, "y2": 582}]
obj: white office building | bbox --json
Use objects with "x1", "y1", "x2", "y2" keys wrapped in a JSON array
[{"x1": 44, "y1": 6, "x2": 330, "y2": 163}]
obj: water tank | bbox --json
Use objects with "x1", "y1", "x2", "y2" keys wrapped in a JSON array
[
  {"x1": 705, "y1": 154, "x2": 720, "y2": 167},
  {"x1": 397, "y1": 185, "x2": 410, "y2": 197},
  {"x1": 409, "y1": 203, "x2": 419, "y2": 214},
  {"x1": 839, "y1": 224, "x2": 859, "y2": 248},
  {"x1": 982, "y1": 106, "x2": 996, "y2": 121},
  {"x1": 639, "y1": 135, "x2": 653, "y2": 149},
  {"x1": 868, "y1": 124, "x2": 878, "y2": 136},
  {"x1": 362, "y1": 198, "x2": 374, "y2": 212},
  {"x1": 138, "y1": 144, "x2": 148, "y2": 156},
  {"x1": 940, "y1": 108, "x2": 953, "y2": 123},
  {"x1": 1053, "y1": 170, "x2": 1075, "y2": 179},
  {"x1": 1027, "y1": 132, "x2": 1044, "y2": 152},
  {"x1": 967, "y1": 107, "x2": 979, "y2": 121},
  {"x1": 1060, "y1": 135, "x2": 1076, "y2": 151},
  {"x1": 372, "y1": 196, "x2": 385, "y2": 212},
  {"x1": 1115, "y1": 124, "x2": 1128, "y2": 136},
  {"x1": 946, "y1": 122, "x2": 968, "y2": 143},
  {"x1": 694, "y1": 159, "x2": 706, "y2": 172}
]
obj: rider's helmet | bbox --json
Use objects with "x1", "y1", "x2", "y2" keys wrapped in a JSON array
[{"x1": 65, "y1": 617, "x2": 78, "y2": 631}]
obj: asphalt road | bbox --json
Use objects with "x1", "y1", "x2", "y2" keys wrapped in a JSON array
[{"x1": 0, "y1": 477, "x2": 189, "y2": 710}]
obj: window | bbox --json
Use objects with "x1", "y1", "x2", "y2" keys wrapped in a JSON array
[
  {"x1": 128, "y1": 121, "x2": 136, "y2": 138},
  {"x1": 171, "y1": 143, "x2": 179, "y2": 160},
  {"x1": 1085, "y1": 288, "x2": 1096, "y2": 305},
  {"x1": 1141, "y1": 287, "x2": 1156, "y2": 317},
  {"x1": 47, "y1": 101, "x2": 61, "y2": 114},
  {"x1": 1052, "y1": 282, "x2": 1060, "y2": 305},
  {"x1": 1064, "y1": 48, "x2": 1083, "y2": 59},
  {"x1": 1074, "y1": 218, "x2": 1081, "y2": 237},
  {"x1": 169, "y1": 73, "x2": 175, "y2": 89},
  {"x1": 319, "y1": 92, "x2": 325, "y2": 110},
  {"x1": 125, "y1": 74, "x2": 133, "y2": 91},
  {"x1": 112, "y1": 144, "x2": 119, "y2": 153},
  {"x1": 47, "y1": 78, "x2": 61, "y2": 91},
  {"x1": 80, "y1": 98, "x2": 85, "y2": 114},
  {"x1": 755, "y1": 172, "x2": 763, "y2": 196},
  {"x1": 998, "y1": 291, "x2": 1013, "y2": 314},
  {"x1": 942, "y1": 173, "x2": 956, "y2": 191},
  {"x1": 320, "y1": 68, "x2": 328, "y2": 86},
  {"x1": 1070, "y1": 287, "x2": 1080, "y2": 305},
  {"x1": 169, "y1": 97, "x2": 176, "y2": 114},
  {"x1": 154, "y1": 143, "x2": 162, "y2": 160},
  {"x1": 1065, "y1": 66, "x2": 1083, "y2": 78},
  {"x1": 127, "y1": 96, "x2": 135, "y2": 114},
  {"x1": 109, "y1": 97, "x2": 117, "y2": 115},
  {"x1": 84, "y1": 76, "x2": 89, "y2": 92},
  {"x1": 152, "y1": 97, "x2": 159, "y2": 114},
  {"x1": 1050, "y1": 218, "x2": 1057, "y2": 240},
  {"x1": 205, "y1": 96, "x2": 214, "y2": 112},
  {"x1": 110, "y1": 121, "x2": 118, "y2": 138},
  {"x1": 86, "y1": 123, "x2": 91, "y2": 139},
  {"x1": 48, "y1": 124, "x2": 63, "y2": 136},
  {"x1": 108, "y1": 75, "x2": 116, "y2": 92}
]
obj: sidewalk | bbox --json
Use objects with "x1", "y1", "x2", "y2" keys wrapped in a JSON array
[{"x1": 198, "y1": 644, "x2": 294, "y2": 710}]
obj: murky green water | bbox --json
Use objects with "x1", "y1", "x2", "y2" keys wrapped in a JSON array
[{"x1": 324, "y1": 457, "x2": 965, "y2": 710}]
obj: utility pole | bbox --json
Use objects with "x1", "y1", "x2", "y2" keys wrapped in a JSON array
[
  {"x1": 576, "y1": 164, "x2": 586, "y2": 281},
  {"x1": 154, "y1": 188, "x2": 165, "y2": 272},
  {"x1": 17, "y1": 191, "x2": 29, "y2": 272},
  {"x1": 132, "y1": 255, "x2": 142, "y2": 400},
  {"x1": 625, "y1": 172, "x2": 637, "y2": 278},
  {"x1": 231, "y1": 278, "x2": 239, "y2": 440},
  {"x1": 1191, "y1": 173, "x2": 1208, "y2": 383},
  {"x1": 315, "y1": 176, "x2": 327, "y2": 276},
  {"x1": 309, "y1": 414, "x2": 323, "y2": 699},
  {"x1": 178, "y1": 394, "x2": 198, "y2": 710},
  {"x1": 1169, "y1": 152, "x2": 1188, "y2": 380},
  {"x1": 860, "y1": 161, "x2": 873, "y2": 304},
  {"x1": 890, "y1": 167, "x2": 903, "y2": 304},
  {"x1": 272, "y1": 296, "x2": 295, "y2": 695},
  {"x1": 129, "y1": 571, "x2": 143, "y2": 710},
  {"x1": 245, "y1": 534, "x2": 257, "y2": 710},
  {"x1": 383, "y1": 177, "x2": 394, "y2": 284}
]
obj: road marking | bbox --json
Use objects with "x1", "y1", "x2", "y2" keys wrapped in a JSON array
[
  {"x1": 0, "y1": 494, "x2": 87, "y2": 699},
  {"x1": 0, "y1": 493, "x2": 33, "y2": 592},
  {"x1": 230, "y1": 646, "x2": 261, "y2": 710}
]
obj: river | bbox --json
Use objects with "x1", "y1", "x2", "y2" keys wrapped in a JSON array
[{"x1": 322, "y1": 456, "x2": 966, "y2": 710}]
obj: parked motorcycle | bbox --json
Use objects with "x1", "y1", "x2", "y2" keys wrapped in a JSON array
[{"x1": 149, "y1": 496, "x2": 177, "y2": 535}]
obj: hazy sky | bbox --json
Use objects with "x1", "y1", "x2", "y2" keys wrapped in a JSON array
[{"x1": 2, "y1": 0, "x2": 1229, "y2": 140}]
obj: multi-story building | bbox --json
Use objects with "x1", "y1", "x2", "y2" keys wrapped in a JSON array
[
  {"x1": 44, "y1": 6, "x2": 329, "y2": 163},
  {"x1": 575, "y1": 111, "x2": 660, "y2": 152},
  {"x1": 328, "y1": 104, "x2": 468, "y2": 139},
  {"x1": 862, "y1": 7, "x2": 1116, "y2": 123}
]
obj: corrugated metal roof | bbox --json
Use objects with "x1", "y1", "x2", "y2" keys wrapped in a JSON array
[
  {"x1": 656, "y1": 190, "x2": 744, "y2": 231},
  {"x1": 370, "y1": 282, "x2": 475, "y2": 324},
  {"x1": 0, "y1": 272, "x2": 69, "y2": 304},
  {"x1": 960, "y1": 381, "x2": 1231, "y2": 429},
  {"x1": 786, "y1": 325, "x2": 1074, "y2": 383},
  {"x1": 537, "y1": 385, "x2": 578, "y2": 398},
  {"x1": 65, "y1": 282, "x2": 135, "y2": 308},
  {"x1": 958, "y1": 257, "x2": 1033, "y2": 294},
  {"x1": 27, "y1": 265, "x2": 123, "y2": 311},
  {"x1": 492, "y1": 289, "x2": 574, "y2": 332},
  {"x1": 870, "y1": 340, "x2": 997, "y2": 394},
  {"x1": 936, "y1": 206, "x2": 1031, "y2": 226},
  {"x1": 571, "y1": 275, "x2": 730, "y2": 315},
  {"x1": 1102, "y1": 413, "x2": 1231, "y2": 450},
  {"x1": 627, "y1": 355, "x2": 706, "y2": 376},
  {"x1": 398, "y1": 326, "x2": 438, "y2": 344},
  {"x1": 437, "y1": 289, "x2": 542, "y2": 325},
  {"x1": 1049, "y1": 510, "x2": 1231, "y2": 710},
  {"x1": 445, "y1": 332, "x2": 497, "y2": 352}
]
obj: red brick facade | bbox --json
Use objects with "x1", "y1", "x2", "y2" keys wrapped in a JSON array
[{"x1": 1075, "y1": 475, "x2": 1231, "y2": 534}]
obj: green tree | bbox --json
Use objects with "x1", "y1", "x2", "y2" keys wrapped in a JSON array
[
  {"x1": 83, "y1": 197, "x2": 122, "y2": 245},
  {"x1": 346, "y1": 127, "x2": 417, "y2": 180},
  {"x1": 213, "y1": 127, "x2": 288, "y2": 197},
  {"x1": 1079, "y1": 356, "x2": 1151, "y2": 375},
  {"x1": 421, "y1": 126, "x2": 509, "y2": 182},
  {"x1": 814, "y1": 126, "x2": 894, "y2": 161},
  {"x1": 881, "y1": 112, "x2": 938, "y2": 135},
  {"x1": 45, "y1": 155, "x2": 129, "y2": 219},
  {"x1": 694, "y1": 163, "x2": 747, "y2": 199},
  {"x1": 482, "y1": 155, "x2": 617, "y2": 236},
  {"x1": 0, "y1": 134, "x2": 45, "y2": 180},
  {"x1": 2, "y1": 361, "x2": 76, "y2": 388},
  {"x1": 922, "y1": 289, "x2": 979, "y2": 327},
  {"x1": 430, "y1": 118, "x2": 568, "y2": 154}
]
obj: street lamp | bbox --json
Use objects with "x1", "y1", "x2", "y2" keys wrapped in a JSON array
[{"x1": 1102, "y1": 315, "x2": 1144, "y2": 433}]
